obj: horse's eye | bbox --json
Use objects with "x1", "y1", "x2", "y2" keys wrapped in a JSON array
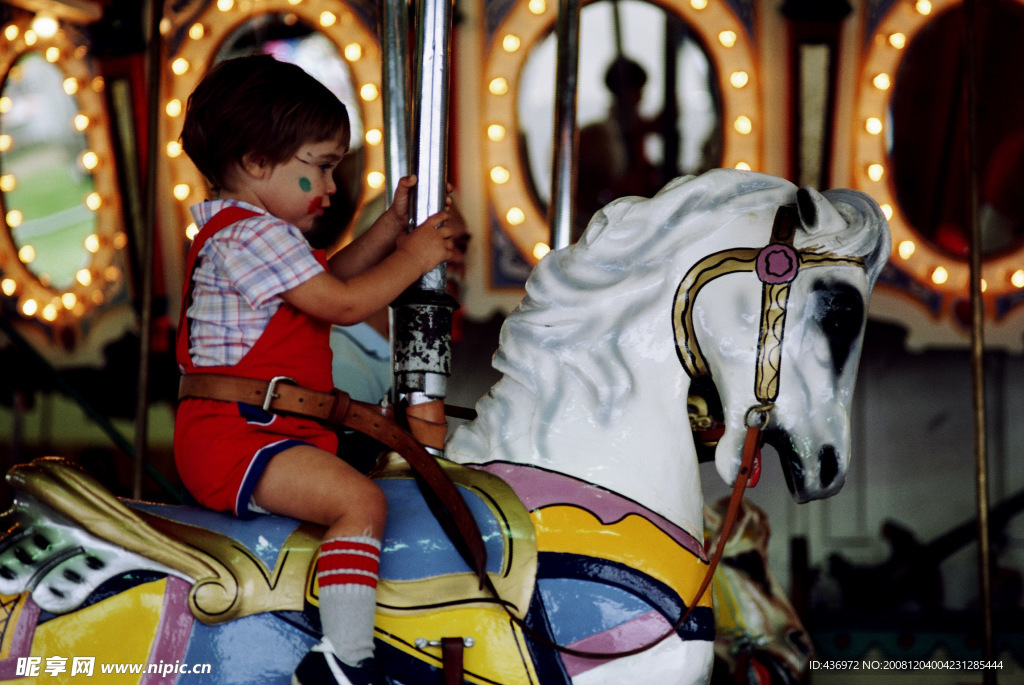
[{"x1": 811, "y1": 280, "x2": 864, "y2": 375}]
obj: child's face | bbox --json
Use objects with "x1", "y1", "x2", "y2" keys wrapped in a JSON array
[{"x1": 259, "y1": 136, "x2": 348, "y2": 231}]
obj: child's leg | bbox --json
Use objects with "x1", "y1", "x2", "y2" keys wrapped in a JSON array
[{"x1": 252, "y1": 445, "x2": 386, "y2": 668}]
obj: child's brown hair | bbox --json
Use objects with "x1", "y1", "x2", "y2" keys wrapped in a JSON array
[{"x1": 181, "y1": 54, "x2": 350, "y2": 192}]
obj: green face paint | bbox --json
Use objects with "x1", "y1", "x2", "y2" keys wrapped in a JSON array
[{"x1": 298, "y1": 177, "x2": 312, "y2": 192}]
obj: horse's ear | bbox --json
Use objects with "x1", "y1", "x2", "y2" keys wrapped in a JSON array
[{"x1": 796, "y1": 186, "x2": 845, "y2": 235}]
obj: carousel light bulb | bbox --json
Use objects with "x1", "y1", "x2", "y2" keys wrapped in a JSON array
[
  {"x1": 490, "y1": 166, "x2": 510, "y2": 184},
  {"x1": 31, "y1": 15, "x2": 58, "y2": 39},
  {"x1": 506, "y1": 207, "x2": 525, "y2": 225},
  {"x1": 185, "y1": 223, "x2": 199, "y2": 240},
  {"x1": 867, "y1": 163, "x2": 884, "y2": 181},
  {"x1": 81, "y1": 151, "x2": 99, "y2": 170},
  {"x1": 889, "y1": 32, "x2": 907, "y2": 49},
  {"x1": 344, "y1": 43, "x2": 362, "y2": 61},
  {"x1": 0, "y1": 134, "x2": 11, "y2": 152},
  {"x1": 171, "y1": 58, "x2": 190, "y2": 76},
  {"x1": 690, "y1": 0, "x2": 708, "y2": 9},
  {"x1": 6, "y1": 210, "x2": 23, "y2": 228},
  {"x1": 217, "y1": 0, "x2": 234, "y2": 11},
  {"x1": 22, "y1": 299, "x2": 38, "y2": 316},
  {"x1": 360, "y1": 83, "x2": 379, "y2": 101},
  {"x1": 319, "y1": 11, "x2": 338, "y2": 27},
  {"x1": 188, "y1": 23, "x2": 205, "y2": 40},
  {"x1": 873, "y1": 73, "x2": 891, "y2": 90},
  {"x1": 533, "y1": 243, "x2": 550, "y2": 260},
  {"x1": 735, "y1": 162, "x2": 751, "y2": 170},
  {"x1": 980, "y1": 278, "x2": 987, "y2": 292},
  {"x1": 4, "y1": 25, "x2": 19, "y2": 41},
  {"x1": 18, "y1": 244, "x2": 35, "y2": 263},
  {"x1": 289, "y1": 0, "x2": 303, "y2": 5},
  {"x1": 63, "y1": 77, "x2": 79, "y2": 95},
  {"x1": 1, "y1": 278, "x2": 15, "y2": 296},
  {"x1": 61, "y1": 292, "x2": 77, "y2": 308},
  {"x1": 173, "y1": 183, "x2": 191, "y2": 200},
  {"x1": 528, "y1": 0, "x2": 546, "y2": 15},
  {"x1": 729, "y1": 71, "x2": 749, "y2": 88},
  {"x1": 24, "y1": 30, "x2": 37, "y2": 46},
  {"x1": 502, "y1": 34, "x2": 521, "y2": 52},
  {"x1": 91, "y1": 77, "x2": 104, "y2": 93},
  {"x1": 76, "y1": 268, "x2": 92, "y2": 286},
  {"x1": 91, "y1": 290, "x2": 104, "y2": 304},
  {"x1": 865, "y1": 117, "x2": 883, "y2": 134},
  {"x1": 42, "y1": 304, "x2": 57, "y2": 321},
  {"x1": 74, "y1": 114, "x2": 90, "y2": 131},
  {"x1": 166, "y1": 140, "x2": 183, "y2": 157},
  {"x1": 881, "y1": 204, "x2": 893, "y2": 220},
  {"x1": 931, "y1": 266, "x2": 948, "y2": 285},
  {"x1": 898, "y1": 240, "x2": 915, "y2": 259},
  {"x1": 1011, "y1": 269, "x2": 1024, "y2": 288},
  {"x1": 44, "y1": 47, "x2": 60, "y2": 63},
  {"x1": 367, "y1": 171, "x2": 385, "y2": 189},
  {"x1": 718, "y1": 31, "x2": 737, "y2": 48},
  {"x1": 104, "y1": 266, "x2": 120, "y2": 281},
  {"x1": 0, "y1": 97, "x2": 12, "y2": 114},
  {"x1": 489, "y1": 78, "x2": 509, "y2": 95},
  {"x1": 0, "y1": 174, "x2": 16, "y2": 192},
  {"x1": 915, "y1": 0, "x2": 932, "y2": 15},
  {"x1": 113, "y1": 231, "x2": 128, "y2": 249},
  {"x1": 364, "y1": 129, "x2": 382, "y2": 145},
  {"x1": 733, "y1": 116, "x2": 752, "y2": 135},
  {"x1": 84, "y1": 234, "x2": 100, "y2": 253},
  {"x1": 166, "y1": 99, "x2": 183, "y2": 117},
  {"x1": 487, "y1": 124, "x2": 506, "y2": 142},
  {"x1": 85, "y1": 192, "x2": 102, "y2": 210}
]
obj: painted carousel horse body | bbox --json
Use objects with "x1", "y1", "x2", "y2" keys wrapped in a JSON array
[{"x1": 0, "y1": 170, "x2": 890, "y2": 685}]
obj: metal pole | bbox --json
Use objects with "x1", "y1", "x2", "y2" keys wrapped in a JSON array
[
  {"x1": 381, "y1": 0, "x2": 412, "y2": 204},
  {"x1": 963, "y1": 0, "x2": 994, "y2": 679},
  {"x1": 547, "y1": 0, "x2": 581, "y2": 250},
  {"x1": 133, "y1": 0, "x2": 163, "y2": 499},
  {"x1": 381, "y1": 0, "x2": 412, "y2": 407},
  {"x1": 391, "y1": 0, "x2": 457, "y2": 449}
]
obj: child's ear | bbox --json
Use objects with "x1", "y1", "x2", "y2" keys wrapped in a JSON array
[{"x1": 240, "y1": 152, "x2": 270, "y2": 179}]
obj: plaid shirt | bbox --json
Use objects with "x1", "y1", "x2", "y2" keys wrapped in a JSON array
[{"x1": 185, "y1": 199, "x2": 325, "y2": 368}]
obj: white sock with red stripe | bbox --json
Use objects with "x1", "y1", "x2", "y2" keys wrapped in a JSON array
[{"x1": 317, "y1": 535, "x2": 381, "y2": 666}]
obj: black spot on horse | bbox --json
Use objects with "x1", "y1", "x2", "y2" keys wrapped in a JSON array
[
  {"x1": 811, "y1": 280, "x2": 864, "y2": 375},
  {"x1": 818, "y1": 443, "x2": 839, "y2": 489}
]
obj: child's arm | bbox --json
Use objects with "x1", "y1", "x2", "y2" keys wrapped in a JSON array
[
  {"x1": 282, "y1": 208, "x2": 455, "y2": 326},
  {"x1": 329, "y1": 175, "x2": 434, "y2": 280}
]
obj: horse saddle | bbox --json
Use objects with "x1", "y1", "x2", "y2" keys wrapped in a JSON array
[{"x1": 0, "y1": 456, "x2": 536, "y2": 626}]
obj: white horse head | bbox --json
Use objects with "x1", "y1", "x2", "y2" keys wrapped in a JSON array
[
  {"x1": 673, "y1": 178, "x2": 890, "y2": 503},
  {"x1": 448, "y1": 169, "x2": 890, "y2": 536}
]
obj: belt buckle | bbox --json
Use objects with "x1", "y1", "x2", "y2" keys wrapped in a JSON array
[{"x1": 263, "y1": 376, "x2": 296, "y2": 411}]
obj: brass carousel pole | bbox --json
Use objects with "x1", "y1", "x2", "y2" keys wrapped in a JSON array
[
  {"x1": 133, "y1": 0, "x2": 164, "y2": 499},
  {"x1": 391, "y1": 0, "x2": 457, "y2": 451},
  {"x1": 547, "y1": 0, "x2": 581, "y2": 250},
  {"x1": 963, "y1": 0, "x2": 995, "y2": 679}
]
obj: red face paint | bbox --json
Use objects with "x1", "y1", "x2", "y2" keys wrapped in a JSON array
[{"x1": 307, "y1": 196, "x2": 323, "y2": 214}]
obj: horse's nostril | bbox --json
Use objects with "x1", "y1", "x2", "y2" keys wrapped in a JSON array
[{"x1": 819, "y1": 444, "x2": 839, "y2": 488}]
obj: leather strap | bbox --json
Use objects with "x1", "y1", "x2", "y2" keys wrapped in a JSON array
[
  {"x1": 178, "y1": 373, "x2": 491, "y2": 590},
  {"x1": 441, "y1": 637, "x2": 465, "y2": 685}
]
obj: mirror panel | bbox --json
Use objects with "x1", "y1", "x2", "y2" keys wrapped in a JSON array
[
  {"x1": 853, "y1": 0, "x2": 1024, "y2": 349},
  {"x1": 482, "y1": 0, "x2": 760, "y2": 264},
  {"x1": 0, "y1": 22, "x2": 127, "y2": 326},
  {"x1": 517, "y1": 0, "x2": 722, "y2": 239}
]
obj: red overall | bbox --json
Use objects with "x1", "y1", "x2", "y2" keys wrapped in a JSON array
[{"x1": 174, "y1": 206, "x2": 338, "y2": 518}]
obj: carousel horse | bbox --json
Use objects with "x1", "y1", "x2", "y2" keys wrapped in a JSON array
[{"x1": 0, "y1": 169, "x2": 889, "y2": 685}]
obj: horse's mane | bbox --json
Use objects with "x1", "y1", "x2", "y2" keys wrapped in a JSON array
[{"x1": 489, "y1": 171, "x2": 793, "y2": 420}]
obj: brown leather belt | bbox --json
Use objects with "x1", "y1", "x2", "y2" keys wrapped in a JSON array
[
  {"x1": 179, "y1": 373, "x2": 345, "y2": 424},
  {"x1": 177, "y1": 372, "x2": 491, "y2": 590}
]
